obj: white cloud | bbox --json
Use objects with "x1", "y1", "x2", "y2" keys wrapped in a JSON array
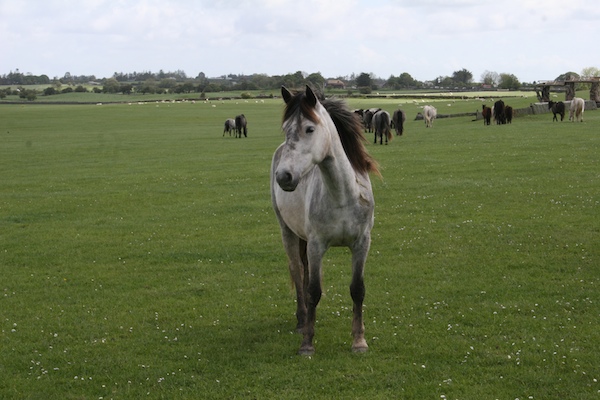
[{"x1": 1, "y1": 0, "x2": 597, "y2": 81}]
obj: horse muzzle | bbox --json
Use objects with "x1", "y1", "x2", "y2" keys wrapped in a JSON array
[{"x1": 275, "y1": 169, "x2": 299, "y2": 191}]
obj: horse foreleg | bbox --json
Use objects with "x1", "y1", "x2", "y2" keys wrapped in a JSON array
[
  {"x1": 350, "y1": 239, "x2": 369, "y2": 353},
  {"x1": 298, "y1": 241, "x2": 326, "y2": 355}
]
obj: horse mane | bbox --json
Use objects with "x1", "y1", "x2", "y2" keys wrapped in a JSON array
[{"x1": 282, "y1": 90, "x2": 380, "y2": 177}]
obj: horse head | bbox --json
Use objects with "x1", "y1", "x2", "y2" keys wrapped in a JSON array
[{"x1": 275, "y1": 86, "x2": 334, "y2": 191}]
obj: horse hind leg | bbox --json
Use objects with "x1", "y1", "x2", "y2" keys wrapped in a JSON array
[{"x1": 349, "y1": 240, "x2": 369, "y2": 353}]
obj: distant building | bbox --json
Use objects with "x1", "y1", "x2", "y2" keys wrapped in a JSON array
[{"x1": 326, "y1": 79, "x2": 345, "y2": 89}]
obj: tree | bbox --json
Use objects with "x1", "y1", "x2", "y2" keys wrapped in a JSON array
[
  {"x1": 498, "y1": 73, "x2": 520, "y2": 90},
  {"x1": 481, "y1": 71, "x2": 499, "y2": 86},
  {"x1": 19, "y1": 88, "x2": 37, "y2": 101},
  {"x1": 579, "y1": 66, "x2": 600, "y2": 92},
  {"x1": 119, "y1": 83, "x2": 133, "y2": 94},
  {"x1": 452, "y1": 68, "x2": 473, "y2": 85},
  {"x1": 102, "y1": 78, "x2": 120, "y2": 93},
  {"x1": 398, "y1": 72, "x2": 417, "y2": 88},
  {"x1": 580, "y1": 66, "x2": 600, "y2": 79},
  {"x1": 306, "y1": 72, "x2": 325, "y2": 90},
  {"x1": 355, "y1": 72, "x2": 373, "y2": 89},
  {"x1": 61, "y1": 72, "x2": 73, "y2": 84},
  {"x1": 386, "y1": 72, "x2": 418, "y2": 90}
]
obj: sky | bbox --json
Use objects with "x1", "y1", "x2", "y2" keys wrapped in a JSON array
[{"x1": 1, "y1": 0, "x2": 598, "y2": 83}]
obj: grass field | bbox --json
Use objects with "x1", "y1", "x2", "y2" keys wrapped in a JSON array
[{"x1": 1, "y1": 95, "x2": 599, "y2": 399}]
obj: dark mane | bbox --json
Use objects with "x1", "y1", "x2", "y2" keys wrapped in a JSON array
[{"x1": 283, "y1": 90, "x2": 380, "y2": 177}]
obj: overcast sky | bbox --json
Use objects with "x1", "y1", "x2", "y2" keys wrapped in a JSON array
[{"x1": 1, "y1": 0, "x2": 598, "y2": 83}]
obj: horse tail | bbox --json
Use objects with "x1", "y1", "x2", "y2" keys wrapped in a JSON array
[{"x1": 383, "y1": 112, "x2": 392, "y2": 142}]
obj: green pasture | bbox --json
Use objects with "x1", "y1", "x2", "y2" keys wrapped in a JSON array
[{"x1": 1, "y1": 96, "x2": 599, "y2": 399}]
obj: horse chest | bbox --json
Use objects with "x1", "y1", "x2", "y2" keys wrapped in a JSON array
[{"x1": 275, "y1": 186, "x2": 370, "y2": 245}]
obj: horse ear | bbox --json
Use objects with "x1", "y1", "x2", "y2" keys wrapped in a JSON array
[
  {"x1": 281, "y1": 86, "x2": 293, "y2": 104},
  {"x1": 305, "y1": 85, "x2": 317, "y2": 107}
]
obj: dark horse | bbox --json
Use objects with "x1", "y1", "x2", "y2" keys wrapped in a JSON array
[
  {"x1": 482, "y1": 105, "x2": 492, "y2": 125},
  {"x1": 363, "y1": 108, "x2": 380, "y2": 133},
  {"x1": 548, "y1": 100, "x2": 565, "y2": 122},
  {"x1": 493, "y1": 100, "x2": 506, "y2": 125},
  {"x1": 372, "y1": 110, "x2": 392, "y2": 145},
  {"x1": 235, "y1": 114, "x2": 247, "y2": 138},
  {"x1": 392, "y1": 109, "x2": 406, "y2": 136},
  {"x1": 505, "y1": 105, "x2": 513, "y2": 124}
]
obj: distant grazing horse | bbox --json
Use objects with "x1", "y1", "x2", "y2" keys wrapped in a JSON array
[
  {"x1": 271, "y1": 85, "x2": 379, "y2": 355},
  {"x1": 548, "y1": 100, "x2": 565, "y2": 122},
  {"x1": 223, "y1": 118, "x2": 236, "y2": 136},
  {"x1": 235, "y1": 114, "x2": 248, "y2": 137},
  {"x1": 372, "y1": 110, "x2": 392, "y2": 145},
  {"x1": 493, "y1": 100, "x2": 506, "y2": 124},
  {"x1": 569, "y1": 97, "x2": 585, "y2": 122},
  {"x1": 363, "y1": 108, "x2": 381, "y2": 132},
  {"x1": 392, "y1": 109, "x2": 406, "y2": 135},
  {"x1": 423, "y1": 105, "x2": 437, "y2": 128},
  {"x1": 505, "y1": 105, "x2": 513, "y2": 124},
  {"x1": 482, "y1": 105, "x2": 492, "y2": 125}
]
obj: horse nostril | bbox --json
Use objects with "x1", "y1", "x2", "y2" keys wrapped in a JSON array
[
  {"x1": 276, "y1": 170, "x2": 297, "y2": 191},
  {"x1": 277, "y1": 171, "x2": 292, "y2": 184}
]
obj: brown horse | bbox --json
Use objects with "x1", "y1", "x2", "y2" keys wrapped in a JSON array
[
  {"x1": 505, "y1": 105, "x2": 513, "y2": 124},
  {"x1": 482, "y1": 105, "x2": 492, "y2": 125}
]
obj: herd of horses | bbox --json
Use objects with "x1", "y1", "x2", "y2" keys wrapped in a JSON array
[
  {"x1": 353, "y1": 107, "x2": 411, "y2": 145},
  {"x1": 222, "y1": 114, "x2": 248, "y2": 137},
  {"x1": 223, "y1": 95, "x2": 587, "y2": 143},
  {"x1": 481, "y1": 97, "x2": 586, "y2": 125},
  {"x1": 481, "y1": 100, "x2": 513, "y2": 125},
  {"x1": 353, "y1": 108, "x2": 394, "y2": 145}
]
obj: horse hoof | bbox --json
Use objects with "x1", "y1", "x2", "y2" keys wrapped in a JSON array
[
  {"x1": 352, "y1": 345, "x2": 368, "y2": 353},
  {"x1": 298, "y1": 346, "x2": 315, "y2": 356},
  {"x1": 352, "y1": 339, "x2": 368, "y2": 353}
]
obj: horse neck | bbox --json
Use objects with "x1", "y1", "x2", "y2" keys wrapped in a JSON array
[{"x1": 316, "y1": 114, "x2": 361, "y2": 204}]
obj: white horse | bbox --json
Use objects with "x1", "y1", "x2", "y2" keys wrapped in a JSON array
[
  {"x1": 423, "y1": 105, "x2": 437, "y2": 127},
  {"x1": 569, "y1": 97, "x2": 585, "y2": 122},
  {"x1": 223, "y1": 118, "x2": 236, "y2": 136},
  {"x1": 271, "y1": 86, "x2": 380, "y2": 355}
]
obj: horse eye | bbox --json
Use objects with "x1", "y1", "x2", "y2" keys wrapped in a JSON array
[{"x1": 306, "y1": 126, "x2": 315, "y2": 134}]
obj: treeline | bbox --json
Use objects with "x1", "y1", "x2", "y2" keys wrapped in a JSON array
[
  {"x1": 3, "y1": 67, "x2": 562, "y2": 102},
  {"x1": 0, "y1": 68, "x2": 487, "y2": 93}
]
